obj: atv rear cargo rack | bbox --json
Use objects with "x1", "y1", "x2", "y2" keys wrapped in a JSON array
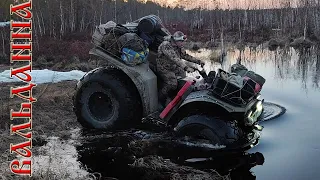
[
  {"x1": 92, "y1": 24, "x2": 137, "y2": 59},
  {"x1": 92, "y1": 20, "x2": 168, "y2": 62}
]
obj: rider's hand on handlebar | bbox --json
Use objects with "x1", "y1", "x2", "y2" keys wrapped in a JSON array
[
  {"x1": 185, "y1": 66, "x2": 195, "y2": 73},
  {"x1": 197, "y1": 60, "x2": 205, "y2": 67}
]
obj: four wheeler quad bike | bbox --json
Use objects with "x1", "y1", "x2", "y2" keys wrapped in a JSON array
[
  {"x1": 73, "y1": 52, "x2": 265, "y2": 151},
  {"x1": 73, "y1": 19, "x2": 265, "y2": 151}
]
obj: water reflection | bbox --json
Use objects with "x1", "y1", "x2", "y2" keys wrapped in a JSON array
[
  {"x1": 184, "y1": 152, "x2": 264, "y2": 180},
  {"x1": 188, "y1": 45, "x2": 320, "y2": 92},
  {"x1": 313, "y1": 53, "x2": 320, "y2": 89}
]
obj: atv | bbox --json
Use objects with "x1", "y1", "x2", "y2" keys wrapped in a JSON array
[{"x1": 73, "y1": 17, "x2": 265, "y2": 151}]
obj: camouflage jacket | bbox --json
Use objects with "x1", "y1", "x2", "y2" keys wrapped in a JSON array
[{"x1": 156, "y1": 40, "x2": 200, "y2": 71}]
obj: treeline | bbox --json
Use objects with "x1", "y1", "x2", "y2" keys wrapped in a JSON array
[
  {"x1": 0, "y1": 0, "x2": 320, "y2": 62},
  {"x1": 1, "y1": 0, "x2": 319, "y2": 40}
]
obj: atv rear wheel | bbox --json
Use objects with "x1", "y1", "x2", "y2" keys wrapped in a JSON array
[
  {"x1": 73, "y1": 68, "x2": 142, "y2": 129},
  {"x1": 174, "y1": 115, "x2": 243, "y2": 147}
]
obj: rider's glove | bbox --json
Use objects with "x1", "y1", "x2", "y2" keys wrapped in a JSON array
[
  {"x1": 184, "y1": 66, "x2": 195, "y2": 73},
  {"x1": 197, "y1": 60, "x2": 205, "y2": 66}
]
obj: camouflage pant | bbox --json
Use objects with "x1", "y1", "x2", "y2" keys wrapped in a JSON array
[{"x1": 157, "y1": 66, "x2": 185, "y2": 98}]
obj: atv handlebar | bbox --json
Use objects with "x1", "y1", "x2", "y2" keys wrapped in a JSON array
[
  {"x1": 191, "y1": 66, "x2": 208, "y2": 80},
  {"x1": 191, "y1": 65, "x2": 216, "y2": 84}
]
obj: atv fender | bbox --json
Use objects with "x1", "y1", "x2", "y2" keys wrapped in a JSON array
[
  {"x1": 166, "y1": 90, "x2": 245, "y2": 125},
  {"x1": 88, "y1": 47, "x2": 158, "y2": 116},
  {"x1": 180, "y1": 90, "x2": 235, "y2": 111}
]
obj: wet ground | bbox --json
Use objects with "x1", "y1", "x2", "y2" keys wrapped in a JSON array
[{"x1": 188, "y1": 45, "x2": 320, "y2": 180}]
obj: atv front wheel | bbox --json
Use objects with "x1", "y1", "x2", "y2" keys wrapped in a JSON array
[
  {"x1": 73, "y1": 68, "x2": 142, "y2": 129},
  {"x1": 174, "y1": 115, "x2": 243, "y2": 147}
]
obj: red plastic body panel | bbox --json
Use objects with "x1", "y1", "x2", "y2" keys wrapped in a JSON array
[{"x1": 159, "y1": 81, "x2": 195, "y2": 119}]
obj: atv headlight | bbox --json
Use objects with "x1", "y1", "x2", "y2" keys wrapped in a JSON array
[
  {"x1": 245, "y1": 100, "x2": 263, "y2": 126},
  {"x1": 247, "y1": 111, "x2": 252, "y2": 119},
  {"x1": 256, "y1": 101, "x2": 263, "y2": 112},
  {"x1": 245, "y1": 110, "x2": 254, "y2": 126}
]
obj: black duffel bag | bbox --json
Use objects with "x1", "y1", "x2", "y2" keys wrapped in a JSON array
[{"x1": 231, "y1": 64, "x2": 266, "y2": 87}]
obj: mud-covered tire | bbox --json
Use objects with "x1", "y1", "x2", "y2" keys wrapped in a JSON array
[
  {"x1": 73, "y1": 68, "x2": 142, "y2": 130},
  {"x1": 174, "y1": 115, "x2": 243, "y2": 146}
]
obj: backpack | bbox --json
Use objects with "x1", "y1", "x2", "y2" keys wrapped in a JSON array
[
  {"x1": 121, "y1": 48, "x2": 149, "y2": 66},
  {"x1": 118, "y1": 33, "x2": 148, "y2": 52}
]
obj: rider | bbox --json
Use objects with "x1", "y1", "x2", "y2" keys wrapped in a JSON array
[{"x1": 156, "y1": 31, "x2": 205, "y2": 105}]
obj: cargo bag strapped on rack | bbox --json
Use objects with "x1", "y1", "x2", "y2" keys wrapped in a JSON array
[
  {"x1": 230, "y1": 63, "x2": 266, "y2": 91},
  {"x1": 211, "y1": 69, "x2": 261, "y2": 106},
  {"x1": 92, "y1": 21, "x2": 117, "y2": 47},
  {"x1": 136, "y1": 15, "x2": 171, "y2": 51},
  {"x1": 92, "y1": 22, "x2": 131, "y2": 57},
  {"x1": 118, "y1": 33, "x2": 149, "y2": 52},
  {"x1": 121, "y1": 48, "x2": 149, "y2": 66},
  {"x1": 118, "y1": 33, "x2": 150, "y2": 66}
]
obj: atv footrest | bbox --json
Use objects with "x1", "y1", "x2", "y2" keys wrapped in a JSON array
[{"x1": 142, "y1": 112, "x2": 166, "y2": 126}]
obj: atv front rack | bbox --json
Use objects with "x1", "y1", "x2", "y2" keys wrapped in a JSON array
[{"x1": 210, "y1": 69, "x2": 260, "y2": 107}]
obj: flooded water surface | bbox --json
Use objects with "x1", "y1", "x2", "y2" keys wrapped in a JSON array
[{"x1": 190, "y1": 46, "x2": 320, "y2": 180}]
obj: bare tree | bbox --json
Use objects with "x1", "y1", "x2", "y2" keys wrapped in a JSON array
[
  {"x1": 1, "y1": 30, "x2": 5, "y2": 56},
  {"x1": 59, "y1": 0, "x2": 65, "y2": 38},
  {"x1": 70, "y1": 0, "x2": 76, "y2": 32}
]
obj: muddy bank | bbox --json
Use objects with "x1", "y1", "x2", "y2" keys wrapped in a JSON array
[
  {"x1": 76, "y1": 130, "x2": 225, "y2": 180},
  {"x1": 0, "y1": 81, "x2": 79, "y2": 134},
  {"x1": 76, "y1": 129, "x2": 263, "y2": 180},
  {"x1": 185, "y1": 36, "x2": 317, "y2": 53},
  {"x1": 0, "y1": 81, "x2": 82, "y2": 179}
]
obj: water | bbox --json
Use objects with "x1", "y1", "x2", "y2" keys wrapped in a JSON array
[{"x1": 189, "y1": 46, "x2": 320, "y2": 180}]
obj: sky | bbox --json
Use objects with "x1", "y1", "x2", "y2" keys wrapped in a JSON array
[{"x1": 141, "y1": 0, "x2": 301, "y2": 9}]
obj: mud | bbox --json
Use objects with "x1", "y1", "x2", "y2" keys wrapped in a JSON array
[
  {"x1": 76, "y1": 129, "x2": 264, "y2": 180},
  {"x1": 31, "y1": 128, "x2": 264, "y2": 180}
]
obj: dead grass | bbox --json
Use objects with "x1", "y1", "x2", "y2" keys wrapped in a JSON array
[
  {"x1": 0, "y1": 130, "x2": 100, "y2": 180},
  {"x1": 0, "y1": 81, "x2": 79, "y2": 134},
  {"x1": 0, "y1": 81, "x2": 82, "y2": 176},
  {"x1": 131, "y1": 156, "x2": 230, "y2": 180},
  {"x1": 32, "y1": 55, "x2": 109, "y2": 72},
  {"x1": 0, "y1": 68, "x2": 114, "y2": 179}
]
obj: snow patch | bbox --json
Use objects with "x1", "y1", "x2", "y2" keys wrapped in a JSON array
[
  {"x1": 0, "y1": 69, "x2": 86, "y2": 84},
  {"x1": 32, "y1": 128, "x2": 87, "y2": 179},
  {"x1": 0, "y1": 22, "x2": 10, "y2": 27}
]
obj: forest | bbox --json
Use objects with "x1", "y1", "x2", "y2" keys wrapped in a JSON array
[{"x1": 1, "y1": 0, "x2": 320, "y2": 63}]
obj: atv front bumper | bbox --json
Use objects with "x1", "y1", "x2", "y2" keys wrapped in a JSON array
[
  {"x1": 244, "y1": 100, "x2": 264, "y2": 126},
  {"x1": 224, "y1": 129, "x2": 261, "y2": 152},
  {"x1": 242, "y1": 129, "x2": 261, "y2": 150}
]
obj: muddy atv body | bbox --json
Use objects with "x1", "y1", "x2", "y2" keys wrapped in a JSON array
[{"x1": 73, "y1": 46, "x2": 264, "y2": 151}]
